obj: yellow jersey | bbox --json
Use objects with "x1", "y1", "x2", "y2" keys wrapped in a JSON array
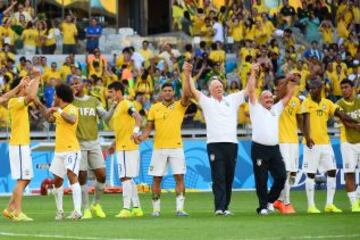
[
  {"x1": 300, "y1": 98, "x2": 337, "y2": 144},
  {"x1": 8, "y1": 97, "x2": 30, "y2": 145},
  {"x1": 54, "y1": 104, "x2": 80, "y2": 152},
  {"x1": 112, "y1": 100, "x2": 138, "y2": 151},
  {"x1": 22, "y1": 28, "x2": 39, "y2": 47},
  {"x1": 61, "y1": 22, "x2": 78, "y2": 45},
  {"x1": 148, "y1": 101, "x2": 187, "y2": 149},
  {"x1": 279, "y1": 97, "x2": 301, "y2": 143}
]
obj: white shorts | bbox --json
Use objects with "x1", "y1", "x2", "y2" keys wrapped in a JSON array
[
  {"x1": 9, "y1": 145, "x2": 33, "y2": 180},
  {"x1": 279, "y1": 143, "x2": 299, "y2": 172},
  {"x1": 49, "y1": 151, "x2": 81, "y2": 178},
  {"x1": 148, "y1": 148, "x2": 186, "y2": 176},
  {"x1": 302, "y1": 144, "x2": 336, "y2": 174},
  {"x1": 341, "y1": 142, "x2": 360, "y2": 173},
  {"x1": 117, "y1": 150, "x2": 140, "y2": 178}
]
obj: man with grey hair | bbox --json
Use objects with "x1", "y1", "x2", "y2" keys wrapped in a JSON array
[
  {"x1": 247, "y1": 63, "x2": 297, "y2": 215},
  {"x1": 184, "y1": 62, "x2": 245, "y2": 216}
]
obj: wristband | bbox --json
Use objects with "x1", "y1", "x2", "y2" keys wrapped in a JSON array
[
  {"x1": 57, "y1": 108, "x2": 63, "y2": 114},
  {"x1": 133, "y1": 126, "x2": 140, "y2": 134}
]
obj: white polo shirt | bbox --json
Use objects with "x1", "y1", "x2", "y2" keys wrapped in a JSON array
[
  {"x1": 199, "y1": 91, "x2": 245, "y2": 143},
  {"x1": 249, "y1": 101, "x2": 284, "y2": 146}
]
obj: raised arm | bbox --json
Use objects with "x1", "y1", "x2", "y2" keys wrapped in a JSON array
[
  {"x1": 24, "y1": 78, "x2": 40, "y2": 105},
  {"x1": 246, "y1": 63, "x2": 259, "y2": 105},
  {"x1": 183, "y1": 62, "x2": 201, "y2": 101},
  {"x1": 96, "y1": 100, "x2": 118, "y2": 124},
  {"x1": 0, "y1": 77, "x2": 28, "y2": 106},
  {"x1": 280, "y1": 75, "x2": 297, "y2": 107}
]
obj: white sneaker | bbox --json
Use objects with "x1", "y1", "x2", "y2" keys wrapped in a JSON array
[
  {"x1": 224, "y1": 210, "x2": 233, "y2": 216},
  {"x1": 55, "y1": 210, "x2": 64, "y2": 220},
  {"x1": 259, "y1": 209, "x2": 269, "y2": 215},
  {"x1": 66, "y1": 210, "x2": 82, "y2": 220},
  {"x1": 215, "y1": 210, "x2": 224, "y2": 216},
  {"x1": 151, "y1": 211, "x2": 160, "y2": 217},
  {"x1": 267, "y1": 203, "x2": 275, "y2": 213}
]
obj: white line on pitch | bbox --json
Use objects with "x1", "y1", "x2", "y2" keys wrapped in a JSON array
[
  {"x1": 0, "y1": 232, "x2": 138, "y2": 240},
  {"x1": 238, "y1": 234, "x2": 360, "y2": 240}
]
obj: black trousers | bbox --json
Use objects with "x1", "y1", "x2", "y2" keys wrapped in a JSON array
[
  {"x1": 251, "y1": 142, "x2": 286, "y2": 211},
  {"x1": 207, "y1": 142, "x2": 238, "y2": 211}
]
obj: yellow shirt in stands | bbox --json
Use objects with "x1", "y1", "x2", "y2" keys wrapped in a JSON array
[
  {"x1": 209, "y1": 50, "x2": 226, "y2": 64},
  {"x1": 22, "y1": 28, "x2": 39, "y2": 47},
  {"x1": 279, "y1": 97, "x2": 301, "y2": 143},
  {"x1": 327, "y1": 70, "x2": 346, "y2": 97},
  {"x1": 300, "y1": 98, "x2": 337, "y2": 144},
  {"x1": 111, "y1": 100, "x2": 138, "y2": 151},
  {"x1": 8, "y1": 97, "x2": 30, "y2": 145},
  {"x1": 45, "y1": 28, "x2": 56, "y2": 46},
  {"x1": 229, "y1": 23, "x2": 244, "y2": 42},
  {"x1": 61, "y1": 22, "x2": 78, "y2": 45},
  {"x1": 42, "y1": 69, "x2": 61, "y2": 83},
  {"x1": 59, "y1": 65, "x2": 71, "y2": 82},
  {"x1": 54, "y1": 104, "x2": 80, "y2": 152},
  {"x1": 139, "y1": 49, "x2": 153, "y2": 61},
  {"x1": 148, "y1": 100, "x2": 187, "y2": 149},
  {"x1": 320, "y1": 27, "x2": 334, "y2": 44}
]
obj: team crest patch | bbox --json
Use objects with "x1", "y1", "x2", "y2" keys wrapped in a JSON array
[
  {"x1": 225, "y1": 101, "x2": 230, "y2": 107},
  {"x1": 291, "y1": 101, "x2": 296, "y2": 107},
  {"x1": 210, "y1": 154, "x2": 216, "y2": 162},
  {"x1": 322, "y1": 104, "x2": 326, "y2": 110},
  {"x1": 149, "y1": 166, "x2": 154, "y2": 171},
  {"x1": 256, "y1": 159, "x2": 262, "y2": 166}
]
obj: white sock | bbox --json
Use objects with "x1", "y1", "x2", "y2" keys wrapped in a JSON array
[
  {"x1": 131, "y1": 180, "x2": 141, "y2": 208},
  {"x1": 71, "y1": 182, "x2": 82, "y2": 214},
  {"x1": 53, "y1": 186, "x2": 64, "y2": 212},
  {"x1": 326, "y1": 177, "x2": 336, "y2": 206},
  {"x1": 356, "y1": 185, "x2": 360, "y2": 199},
  {"x1": 347, "y1": 191, "x2": 357, "y2": 206},
  {"x1": 283, "y1": 179, "x2": 291, "y2": 205},
  {"x1": 122, "y1": 180, "x2": 132, "y2": 209},
  {"x1": 152, "y1": 198, "x2": 161, "y2": 212},
  {"x1": 305, "y1": 177, "x2": 315, "y2": 207},
  {"x1": 176, "y1": 194, "x2": 185, "y2": 212},
  {"x1": 81, "y1": 185, "x2": 89, "y2": 210},
  {"x1": 93, "y1": 181, "x2": 105, "y2": 205}
]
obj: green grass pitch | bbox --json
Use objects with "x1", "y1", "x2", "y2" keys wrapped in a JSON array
[{"x1": 0, "y1": 190, "x2": 359, "y2": 240}]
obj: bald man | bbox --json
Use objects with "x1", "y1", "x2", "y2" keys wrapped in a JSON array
[
  {"x1": 247, "y1": 64, "x2": 297, "y2": 215},
  {"x1": 184, "y1": 62, "x2": 245, "y2": 215}
]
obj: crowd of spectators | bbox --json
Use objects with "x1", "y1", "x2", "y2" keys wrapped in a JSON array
[{"x1": 0, "y1": 0, "x2": 359, "y2": 133}]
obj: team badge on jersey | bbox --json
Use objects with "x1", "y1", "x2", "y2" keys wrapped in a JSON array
[
  {"x1": 210, "y1": 154, "x2": 215, "y2": 162},
  {"x1": 322, "y1": 104, "x2": 326, "y2": 110}
]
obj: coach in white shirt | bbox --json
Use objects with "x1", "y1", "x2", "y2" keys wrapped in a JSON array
[
  {"x1": 184, "y1": 62, "x2": 245, "y2": 215},
  {"x1": 247, "y1": 64, "x2": 297, "y2": 215}
]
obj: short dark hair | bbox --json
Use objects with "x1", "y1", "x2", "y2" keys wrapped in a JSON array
[
  {"x1": 340, "y1": 78, "x2": 354, "y2": 87},
  {"x1": 273, "y1": 75, "x2": 286, "y2": 86},
  {"x1": 10, "y1": 77, "x2": 22, "y2": 90},
  {"x1": 161, "y1": 82, "x2": 174, "y2": 90},
  {"x1": 55, "y1": 84, "x2": 74, "y2": 103},
  {"x1": 108, "y1": 81, "x2": 125, "y2": 95}
]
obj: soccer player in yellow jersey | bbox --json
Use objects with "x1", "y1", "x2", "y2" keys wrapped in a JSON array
[
  {"x1": 136, "y1": 81, "x2": 191, "y2": 217},
  {"x1": 1, "y1": 76, "x2": 39, "y2": 222},
  {"x1": 107, "y1": 82, "x2": 143, "y2": 218},
  {"x1": 301, "y1": 79, "x2": 359, "y2": 214},
  {"x1": 38, "y1": 84, "x2": 82, "y2": 220},
  {"x1": 273, "y1": 74, "x2": 302, "y2": 214}
]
